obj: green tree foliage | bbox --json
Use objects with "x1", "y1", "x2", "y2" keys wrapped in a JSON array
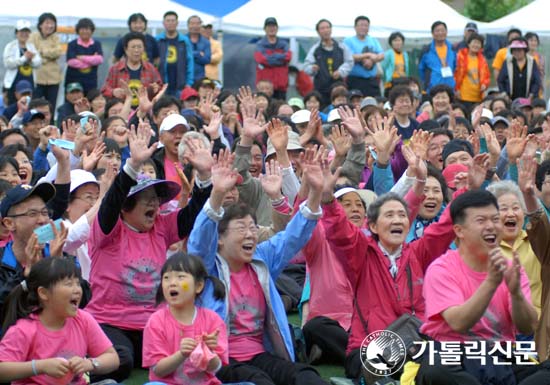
[{"x1": 464, "y1": 0, "x2": 531, "y2": 22}]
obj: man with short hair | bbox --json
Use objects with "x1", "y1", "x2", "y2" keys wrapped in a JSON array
[
  {"x1": 2, "y1": 80, "x2": 33, "y2": 121},
  {"x1": 254, "y1": 17, "x2": 291, "y2": 101},
  {"x1": 21, "y1": 109, "x2": 46, "y2": 150},
  {"x1": 304, "y1": 19, "x2": 353, "y2": 106},
  {"x1": 156, "y1": 11, "x2": 194, "y2": 97},
  {"x1": 187, "y1": 15, "x2": 211, "y2": 83},
  {"x1": 453, "y1": 22, "x2": 478, "y2": 51},
  {"x1": 201, "y1": 24, "x2": 223, "y2": 81},
  {"x1": 493, "y1": 28, "x2": 522, "y2": 81},
  {"x1": 416, "y1": 189, "x2": 537, "y2": 384},
  {"x1": 56, "y1": 82, "x2": 83, "y2": 126},
  {"x1": 343, "y1": 15, "x2": 384, "y2": 97},
  {"x1": 418, "y1": 21, "x2": 456, "y2": 92},
  {"x1": 113, "y1": 13, "x2": 159, "y2": 65},
  {"x1": 426, "y1": 127, "x2": 452, "y2": 170}
]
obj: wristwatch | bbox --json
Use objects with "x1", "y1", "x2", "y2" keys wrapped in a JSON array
[{"x1": 89, "y1": 358, "x2": 100, "y2": 371}]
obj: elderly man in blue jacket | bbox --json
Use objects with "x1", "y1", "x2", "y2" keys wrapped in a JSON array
[
  {"x1": 188, "y1": 149, "x2": 330, "y2": 385},
  {"x1": 418, "y1": 20, "x2": 456, "y2": 92}
]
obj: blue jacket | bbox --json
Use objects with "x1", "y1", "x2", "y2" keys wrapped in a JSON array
[
  {"x1": 156, "y1": 31, "x2": 194, "y2": 90},
  {"x1": 188, "y1": 199, "x2": 320, "y2": 361},
  {"x1": 381, "y1": 49, "x2": 410, "y2": 84},
  {"x1": 187, "y1": 34, "x2": 211, "y2": 82},
  {"x1": 418, "y1": 40, "x2": 456, "y2": 91}
]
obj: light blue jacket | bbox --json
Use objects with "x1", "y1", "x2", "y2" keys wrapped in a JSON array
[
  {"x1": 187, "y1": 199, "x2": 321, "y2": 361},
  {"x1": 381, "y1": 48, "x2": 410, "y2": 83}
]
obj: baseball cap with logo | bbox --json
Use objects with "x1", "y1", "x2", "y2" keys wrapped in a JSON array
[
  {"x1": 22, "y1": 109, "x2": 45, "y2": 125},
  {"x1": 0, "y1": 183, "x2": 56, "y2": 218},
  {"x1": 15, "y1": 80, "x2": 33, "y2": 95},
  {"x1": 465, "y1": 22, "x2": 478, "y2": 32}
]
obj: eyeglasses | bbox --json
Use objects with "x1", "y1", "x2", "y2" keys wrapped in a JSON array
[
  {"x1": 7, "y1": 207, "x2": 51, "y2": 219},
  {"x1": 226, "y1": 225, "x2": 259, "y2": 235},
  {"x1": 74, "y1": 194, "x2": 99, "y2": 205}
]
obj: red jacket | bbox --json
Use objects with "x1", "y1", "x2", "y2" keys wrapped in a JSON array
[
  {"x1": 454, "y1": 48, "x2": 490, "y2": 93},
  {"x1": 321, "y1": 189, "x2": 463, "y2": 353},
  {"x1": 254, "y1": 37, "x2": 291, "y2": 92}
]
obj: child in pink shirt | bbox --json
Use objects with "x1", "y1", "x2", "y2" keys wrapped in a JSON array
[
  {"x1": 143, "y1": 252, "x2": 228, "y2": 385},
  {"x1": 0, "y1": 257, "x2": 119, "y2": 385}
]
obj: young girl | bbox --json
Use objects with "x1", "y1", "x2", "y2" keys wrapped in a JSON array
[
  {"x1": 142, "y1": 252, "x2": 228, "y2": 385},
  {"x1": 0, "y1": 155, "x2": 22, "y2": 186},
  {"x1": 0, "y1": 257, "x2": 119, "y2": 384}
]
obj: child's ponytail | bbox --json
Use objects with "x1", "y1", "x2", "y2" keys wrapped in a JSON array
[
  {"x1": 206, "y1": 275, "x2": 226, "y2": 300},
  {"x1": 1, "y1": 281, "x2": 34, "y2": 338},
  {"x1": 1, "y1": 257, "x2": 81, "y2": 338}
]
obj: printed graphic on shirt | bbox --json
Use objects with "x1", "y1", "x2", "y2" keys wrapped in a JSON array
[
  {"x1": 142, "y1": 52, "x2": 149, "y2": 62},
  {"x1": 122, "y1": 259, "x2": 161, "y2": 304},
  {"x1": 18, "y1": 64, "x2": 32, "y2": 77},
  {"x1": 467, "y1": 66, "x2": 480, "y2": 85},
  {"x1": 80, "y1": 67, "x2": 92, "y2": 74},
  {"x1": 127, "y1": 78, "x2": 143, "y2": 107},
  {"x1": 167, "y1": 45, "x2": 177, "y2": 64},
  {"x1": 228, "y1": 301, "x2": 263, "y2": 336},
  {"x1": 326, "y1": 57, "x2": 334, "y2": 75}
]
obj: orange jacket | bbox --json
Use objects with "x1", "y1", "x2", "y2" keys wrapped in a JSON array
[{"x1": 454, "y1": 48, "x2": 490, "y2": 92}]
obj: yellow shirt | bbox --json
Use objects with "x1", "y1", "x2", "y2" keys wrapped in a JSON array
[
  {"x1": 500, "y1": 231, "x2": 542, "y2": 318},
  {"x1": 435, "y1": 44, "x2": 448, "y2": 66},
  {"x1": 384, "y1": 51, "x2": 406, "y2": 88},
  {"x1": 460, "y1": 55, "x2": 482, "y2": 102},
  {"x1": 493, "y1": 48, "x2": 507, "y2": 70}
]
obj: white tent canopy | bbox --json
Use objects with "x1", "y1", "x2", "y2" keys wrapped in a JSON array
[
  {"x1": 221, "y1": 0, "x2": 491, "y2": 38},
  {"x1": 0, "y1": 0, "x2": 215, "y2": 29},
  {"x1": 486, "y1": 0, "x2": 550, "y2": 35}
]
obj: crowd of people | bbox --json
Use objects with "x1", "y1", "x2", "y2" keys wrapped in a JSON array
[{"x1": 0, "y1": 8, "x2": 550, "y2": 385}]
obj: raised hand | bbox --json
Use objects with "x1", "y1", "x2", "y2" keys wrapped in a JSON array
[
  {"x1": 329, "y1": 125, "x2": 352, "y2": 158},
  {"x1": 504, "y1": 252, "x2": 522, "y2": 298},
  {"x1": 338, "y1": 106, "x2": 365, "y2": 142},
  {"x1": 259, "y1": 159, "x2": 283, "y2": 200},
  {"x1": 49, "y1": 221, "x2": 68, "y2": 258},
  {"x1": 152, "y1": 83, "x2": 168, "y2": 105},
  {"x1": 479, "y1": 123, "x2": 501, "y2": 165},
  {"x1": 241, "y1": 88, "x2": 267, "y2": 141},
  {"x1": 74, "y1": 118, "x2": 99, "y2": 156},
  {"x1": 518, "y1": 153, "x2": 537, "y2": 195},
  {"x1": 82, "y1": 140, "x2": 106, "y2": 171},
  {"x1": 74, "y1": 97, "x2": 91, "y2": 114},
  {"x1": 467, "y1": 153, "x2": 490, "y2": 190},
  {"x1": 128, "y1": 119, "x2": 158, "y2": 169},
  {"x1": 506, "y1": 120, "x2": 528, "y2": 163},
  {"x1": 367, "y1": 115, "x2": 400, "y2": 165},
  {"x1": 182, "y1": 137, "x2": 214, "y2": 180},
  {"x1": 137, "y1": 86, "x2": 153, "y2": 114},
  {"x1": 266, "y1": 119, "x2": 289, "y2": 153},
  {"x1": 23, "y1": 233, "x2": 42, "y2": 277},
  {"x1": 197, "y1": 91, "x2": 217, "y2": 122},
  {"x1": 409, "y1": 129, "x2": 432, "y2": 161},
  {"x1": 203, "y1": 111, "x2": 222, "y2": 140}
]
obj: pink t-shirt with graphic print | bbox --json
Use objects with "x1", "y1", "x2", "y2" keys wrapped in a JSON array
[
  {"x1": 420, "y1": 249, "x2": 532, "y2": 342},
  {"x1": 86, "y1": 212, "x2": 181, "y2": 330},
  {"x1": 228, "y1": 264, "x2": 266, "y2": 361},
  {"x1": 143, "y1": 306, "x2": 227, "y2": 385},
  {"x1": 0, "y1": 310, "x2": 112, "y2": 385}
]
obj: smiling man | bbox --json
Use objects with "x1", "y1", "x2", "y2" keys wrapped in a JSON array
[{"x1": 415, "y1": 189, "x2": 537, "y2": 384}]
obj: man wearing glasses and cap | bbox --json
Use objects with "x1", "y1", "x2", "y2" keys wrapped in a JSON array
[{"x1": 254, "y1": 17, "x2": 291, "y2": 101}]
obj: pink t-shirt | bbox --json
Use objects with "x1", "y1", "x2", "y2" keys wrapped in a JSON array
[
  {"x1": 420, "y1": 250, "x2": 532, "y2": 342},
  {"x1": 228, "y1": 264, "x2": 266, "y2": 361},
  {"x1": 164, "y1": 156, "x2": 182, "y2": 201},
  {"x1": 142, "y1": 306, "x2": 227, "y2": 385},
  {"x1": 86, "y1": 212, "x2": 181, "y2": 330},
  {"x1": 303, "y1": 222, "x2": 353, "y2": 331},
  {"x1": 0, "y1": 310, "x2": 112, "y2": 385}
]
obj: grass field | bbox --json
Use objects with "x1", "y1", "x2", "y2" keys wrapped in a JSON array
[{"x1": 123, "y1": 312, "x2": 346, "y2": 384}]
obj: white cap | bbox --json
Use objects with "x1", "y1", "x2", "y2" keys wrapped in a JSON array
[
  {"x1": 334, "y1": 187, "x2": 358, "y2": 199},
  {"x1": 15, "y1": 20, "x2": 31, "y2": 31},
  {"x1": 481, "y1": 108, "x2": 494, "y2": 120},
  {"x1": 327, "y1": 109, "x2": 341, "y2": 123},
  {"x1": 291, "y1": 109, "x2": 311, "y2": 124},
  {"x1": 70, "y1": 169, "x2": 99, "y2": 193},
  {"x1": 159, "y1": 114, "x2": 189, "y2": 133}
]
